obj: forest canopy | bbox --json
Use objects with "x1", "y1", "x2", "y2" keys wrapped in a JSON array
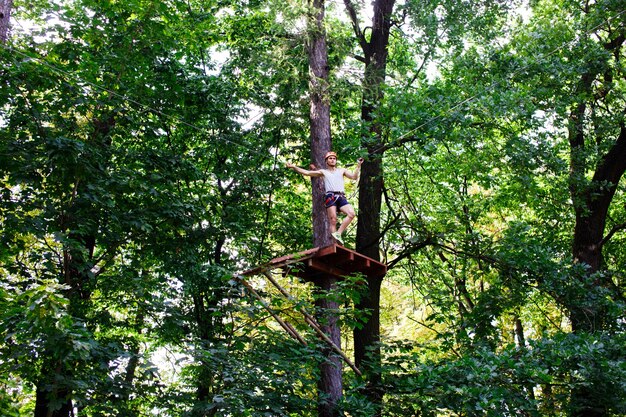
[{"x1": 1, "y1": 0, "x2": 625, "y2": 416}]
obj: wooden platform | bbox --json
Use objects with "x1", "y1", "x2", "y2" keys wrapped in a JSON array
[{"x1": 242, "y1": 244, "x2": 387, "y2": 281}]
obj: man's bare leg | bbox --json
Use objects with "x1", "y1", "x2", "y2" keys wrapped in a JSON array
[
  {"x1": 337, "y1": 204, "x2": 355, "y2": 234},
  {"x1": 330, "y1": 204, "x2": 355, "y2": 244},
  {"x1": 326, "y1": 206, "x2": 338, "y2": 233}
]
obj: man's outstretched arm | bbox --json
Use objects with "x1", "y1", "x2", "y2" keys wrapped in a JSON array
[
  {"x1": 286, "y1": 162, "x2": 324, "y2": 177},
  {"x1": 343, "y1": 158, "x2": 364, "y2": 180}
]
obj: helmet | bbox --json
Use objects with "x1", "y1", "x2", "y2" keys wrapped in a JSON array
[{"x1": 324, "y1": 151, "x2": 337, "y2": 160}]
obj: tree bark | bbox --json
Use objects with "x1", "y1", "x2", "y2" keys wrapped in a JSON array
[
  {"x1": 567, "y1": 85, "x2": 626, "y2": 333},
  {"x1": 314, "y1": 276, "x2": 343, "y2": 417},
  {"x1": 34, "y1": 116, "x2": 115, "y2": 417},
  {"x1": 308, "y1": 0, "x2": 333, "y2": 249},
  {"x1": 344, "y1": 0, "x2": 395, "y2": 413},
  {"x1": 565, "y1": 29, "x2": 626, "y2": 417},
  {"x1": 0, "y1": 0, "x2": 13, "y2": 44},
  {"x1": 307, "y1": 0, "x2": 341, "y2": 415},
  {"x1": 352, "y1": 273, "x2": 384, "y2": 405},
  {"x1": 567, "y1": 116, "x2": 626, "y2": 417},
  {"x1": 35, "y1": 382, "x2": 73, "y2": 417}
]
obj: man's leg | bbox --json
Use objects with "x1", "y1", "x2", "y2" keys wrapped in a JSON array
[
  {"x1": 336, "y1": 204, "x2": 355, "y2": 234},
  {"x1": 326, "y1": 205, "x2": 338, "y2": 233}
]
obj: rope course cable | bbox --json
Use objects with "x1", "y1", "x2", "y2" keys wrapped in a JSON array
[
  {"x1": 4, "y1": 6, "x2": 622, "y2": 166},
  {"x1": 3, "y1": 6, "x2": 623, "y2": 193},
  {"x1": 1, "y1": 43, "x2": 268, "y2": 156},
  {"x1": 233, "y1": 265, "x2": 364, "y2": 375},
  {"x1": 362, "y1": 6, "x2": 626, "y2": 160}
]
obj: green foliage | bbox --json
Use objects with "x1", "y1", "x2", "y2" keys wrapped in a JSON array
[
  {"x1": 374, "y1": 332, "x2": 626, "y2": 416},
  {"x1": 2, "y1": 0, "x2": 625, "y2": 415},
  {"x1": 2, "y1": 0, "x2": 315, "y2": 414}
]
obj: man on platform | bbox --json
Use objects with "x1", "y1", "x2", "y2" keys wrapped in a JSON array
[{"x1": 286, "y1": 151, "x2": 363, "y2": 245}]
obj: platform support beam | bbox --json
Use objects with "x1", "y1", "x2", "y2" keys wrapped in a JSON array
[{"x1": 241, "y1": 244, "x2": 386, "y2": 417}]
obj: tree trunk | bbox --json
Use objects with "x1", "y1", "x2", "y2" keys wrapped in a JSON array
[
  {"x1": 34, "y1": 116, "x2": 115, "y2": 417},
  {"x1": 567, "y1": 87, "x2": 626, "y2": 333},
  {"x1": 352, "y1": 273, "x2": 384, "y2": 405},
  {"x1": 307, "y1": 0, "x2": 341, "y2": 415},
  {"x1": 34, "y1": 357, "x2": 74, "y2": 417},
  {"x1": 567, "y1": 120, "x2": 626, "y2": 417},
  {"x1": 308, "y1": 0, "x2": 333, "y2": 249},
  {"x1": 344, "y1": 0, "x2": 395, "y2": 413},
  {"x1": 33, "y1": 241, "x2": 91, "y2": 417},
  {"x1": 0, "y1": 0, "x2": 13, "y2": 44},
  {"x1": 565, "y1": 32, "x2": 626, "y2": 416},
  {"x1": 193, "y1": 293, "x2": 218, "y2": 415},
  {"x1": 314, "y1": 275, "x2": 343, "y2": 417},
  {"x1": 354, "y1": 141, "x2": 384, "y2": 410},
  {"x1": 35, "y1": 387, "x2": 73, "y2": 417}
]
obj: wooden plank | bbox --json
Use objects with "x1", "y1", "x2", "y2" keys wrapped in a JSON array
[
  {"x1": 233, "y1": 275, "x2": 308, "y2": 346},
  {"x1": 316, "y1": 244, "x2": 338, "y2": 257},
  {"x1": 306, "y1": 258, "x2": 347, "y2": 278},
  {"x1": 259, "y1": 271, "x2": 362, "y2": 376},
  {"x1": 243, "y1": 243, "x2": 387, "y2": 280},
  {"x1": 242, "y1": 247, "x2": 320, "y2": 276}
]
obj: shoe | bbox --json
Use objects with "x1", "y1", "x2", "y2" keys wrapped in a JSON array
[{"x1": 332, "y1": 232, "x2": 344, "y2": 245}]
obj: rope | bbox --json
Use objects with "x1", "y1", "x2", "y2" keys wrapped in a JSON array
[
  {"x1": 1, "y1": 43, "x2": 266, "y2": 156},
  {"x1": 259, "y1": 270, "x2": 362, "y2": 376},
  {"x1": 233, "y1": 274, "x2": 308, "y2": 345},
  {"x1": 362, "y1": 7, "x2": 626, "y2": 160},
  {"x1": 233, "y1": 271, "x2": 362, "y2": 375}
]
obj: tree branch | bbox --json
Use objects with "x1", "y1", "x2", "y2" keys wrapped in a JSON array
[
  {"x1": 343, "y1": 0, "x2": 368, "y2": 52},
  {"x1": 599, "y1": 220, "x2": 626, "y2": 247},
  {"x1": 386, "y1": 234, "x2": 436, "y2": 269}
]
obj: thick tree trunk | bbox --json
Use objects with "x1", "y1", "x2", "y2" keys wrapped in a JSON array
[
  {"x1": 33, "y1": 242, "x2": 90, "y2": 417},
  {"x1": 567, "y1": 123, "x2": 626, "y2": 417},
  {"x1": 565, "y1": 32, "x2": 626, "y2": 415},
  {"x1": 192, "y1": 236, "x2": 228, "y2": 417},
  {"x1": 34, "y1": 354, "x2": 74, "y2": 417},
  {"x1": 193, "y1": 293, "x2": 219, "y2": 417},
  {"x1": 0, "y1": 0, "x2": 13, "y2": 44},
  {"x1": 567, "y1": 95, "x2": 626, "y2": 333},
  {"x1": 34, "y1": 116, "x2": 115, "y2": 417},
  {"x1": 345, "y1": 0, "x2": 395, "y2": 413},
  {"x1": 314, "y1": 275, "x2": 343, "y2": 417},
  {"x1": 35, "y1": 384, "x2": 73, "y2": 417},
  {"x1": 354, "y1": 147, "x2": 384, "y2": 409},
  {"x1": 308, "y1": 0, "x2": 333, "y2": 249},
  {"x1": 307, "y1": 0, "x2": 341, "y2": 415},
  {"x1": 352, "y1": 273, "x2": 384, "y2": 405}
]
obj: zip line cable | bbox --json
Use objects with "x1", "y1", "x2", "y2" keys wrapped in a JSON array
[
  {"x1": 3, "y1": 6, "x2": 624, "y2": 167},
  {"x1": 1, "y1": 43, "x2": 267, "y2": 156},
  {"x1": 363, "y1": 7, "x2": 626, "y2": 159},
  {"x1": 0, "y1": 6, "x2": 626, "y2": 166}
]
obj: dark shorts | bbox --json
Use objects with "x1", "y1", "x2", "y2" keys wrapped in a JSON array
[{"x1": 324, "y1": 192, "x2": 349, "y2": 209}]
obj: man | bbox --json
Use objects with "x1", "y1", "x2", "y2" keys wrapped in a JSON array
[{"x1": 286, "y1": 151, "x2": 363, "y2": 245}]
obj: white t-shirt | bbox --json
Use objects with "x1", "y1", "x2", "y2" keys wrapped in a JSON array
[{"x1": 320, "y1": 169, "x2": 346, "y2": 193}]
